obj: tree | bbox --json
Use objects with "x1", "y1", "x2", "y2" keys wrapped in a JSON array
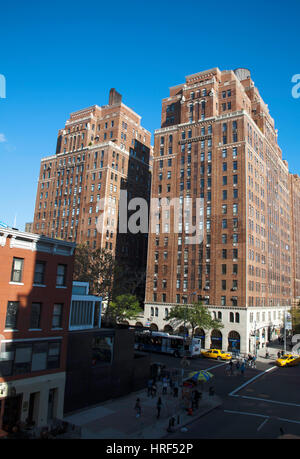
[
  {"x1": 166, "y1": 302, "x2": 224, "y2": 337},
  {"x1": 290, "y1": 305, "x2": 300, "y2": 335},
  {"x1": 108, "y1": 294, "x2": 142, "y2": 325},
  {"x1": 73, "y1": 244, "x2": 122, "y2": 319},
  {"x1": 73, "y1": 244, "x2": 145, "y2": 325}
]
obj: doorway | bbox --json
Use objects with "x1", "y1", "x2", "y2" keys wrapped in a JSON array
[{"x1": 2, "y1": 394, "x2": 22, "y2": 432}]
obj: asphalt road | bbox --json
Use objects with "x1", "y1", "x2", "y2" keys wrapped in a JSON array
[{"x1": 149, "y1": 352, "x2": 300, "y2": 439}]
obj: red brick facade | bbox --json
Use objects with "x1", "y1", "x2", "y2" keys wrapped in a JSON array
[
  {"x1": 145, "y1": 68, "x2": 295, "y2": 310},
  {"x1": 0, "y1": 228, "x2": 75, "y2": 429}
]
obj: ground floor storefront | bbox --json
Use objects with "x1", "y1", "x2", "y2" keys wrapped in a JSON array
[
  {"x1": 0, "y1": 372, "x2": 66, "y2": 433},
  {"x1": 130, "y1": 304, "x2": 289, "y2": 355}
]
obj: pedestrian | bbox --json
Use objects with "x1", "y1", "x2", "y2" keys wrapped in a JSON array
[
  {"x1": 265, "y1": 349, "x2": 269, "y2": 359},
  {"x1": 277, "y1": 351, "x2": 281, "y2": 359},
  {"x1": 194, "y1": 390, "x2": 201, "y2": 409},
  {"x1": 252, "y1": 355, "x2": 256, "y2": 368},
  {"x1": 229, "y1": 359, "x2": 234, "y2": 375},
  {"x1": 151, "y1": 382, "x2": 157, "y2": 398},
  {"x1": 173, "y1": 383, "x2": 179, "y2": 398},
  {"x1": 156, "y1": 397, "x2": 162, "y2": 419},
  {"x1": 162, "y1": 377, "x2": 168, "y2": 395},
  {"x1": 157, "y1": 365, "x2": 161, "y2": 381},
  {"x1": 135, "y1": 398, "x2": 141, "y2": 418},
  {"x1": 240, "y1": 361, "x2": 245, "y2": 376},
  {"x1": 236, "y1": 360, "x2": 240, "y2": 370},
  {"x1": 281, "y1": 350, "x2": 284, "y2": 357},
  {"x1": 147, "y1": 379, "x2": 153, "y2": 397}
]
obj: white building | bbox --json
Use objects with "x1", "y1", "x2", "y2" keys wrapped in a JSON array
[{"x1": 129, "y1": 303, "x2": 288, "y2": 355}]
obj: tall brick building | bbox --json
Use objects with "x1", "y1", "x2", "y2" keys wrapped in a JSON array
[
  {"x1": 33, "y1": 88, "x2": 151, "y2": 278},
  {"x1": 143, "y1": 67, "x2": 298, "y2": 353},
  {"x1": 290, "y1": 173, "x2": 300, "y2": 305}
]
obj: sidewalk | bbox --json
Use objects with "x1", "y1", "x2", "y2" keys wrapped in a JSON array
[{"x1": 63, "y1": 380, "x2": 222, "y2": 439}]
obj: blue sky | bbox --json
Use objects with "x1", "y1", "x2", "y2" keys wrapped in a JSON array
[{"x1": 0, "y1": 0, "x2": 299, "y2": 230}]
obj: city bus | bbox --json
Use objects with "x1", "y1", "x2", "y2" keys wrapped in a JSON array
[{"x1": 134, "y1": 331, "x2": 201, "y2": 358}]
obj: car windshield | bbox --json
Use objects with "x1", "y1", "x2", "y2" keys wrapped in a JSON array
[{"x1": 282, "y1": 355, "x2": 291, "y2": 359}]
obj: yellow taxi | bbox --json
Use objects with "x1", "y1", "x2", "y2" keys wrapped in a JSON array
[
  {"x1": 201, "y1": 349, "x2": 232, "y2": 360},
  {"x1": 275, "y1": 354, "x2": 300, "y2": 367}
]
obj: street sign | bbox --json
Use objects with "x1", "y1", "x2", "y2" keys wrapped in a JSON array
[{"x1": 285, "y1": 312, "x2": 292, "y2": 331}]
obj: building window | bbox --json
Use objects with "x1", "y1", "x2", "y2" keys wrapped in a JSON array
[
  {"x1": 5, "y1": 301, "x2": 19, "y2": 329},
  {"x1": 34, "y1": 261, "x2": 46, "y2": 285},
  {"x1": 47, "y1": 342, "x2": 61, "y2": 369},
  {"x1": 30, "y1": 303, "x2": 42, "y2": 329},
  {"x1": 11, "y1": 258, "x2": 24, "y2": 283},
  {"x1": 56, "y1": 264, "x2": 67, "y2": 287},
  {"x1": 92, "y1": 335, "x2": 114, "y2": 366},
  {"x1": 52, "y1": 304, "x2": 63, "y2": 328}
]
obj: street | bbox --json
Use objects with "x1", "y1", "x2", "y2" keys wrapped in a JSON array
[{"x1": 149, "y1": 352, "x2": 300, "y2": 439}]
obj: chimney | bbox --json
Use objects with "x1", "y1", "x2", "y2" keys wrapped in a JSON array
[{"x1": 109, "y1": 88, "x2": 122, "y2": 105}]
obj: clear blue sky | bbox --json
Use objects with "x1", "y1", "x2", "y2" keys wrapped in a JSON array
[{"x1": 0, "y1": 0, "x2": 299, "y2": 230}]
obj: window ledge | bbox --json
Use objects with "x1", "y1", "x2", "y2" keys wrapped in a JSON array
[
  {"x1": 51, "y1": 327, "x2": 63, "y2": 330},
  {"x1": 9, "y1": 282, "x2": 24, "y2": 286},
  {"x1": 33, "y1": 284, "x2": 47, "y2": 288},
  {"x1": 56, "y1": 286, "x2": 67, "y2": 289},
  {"x1": 28, "y1": 328, "x2": 42, "y2": 331},
  {"x1": 4, "y1": 329, "x2": 18, "y2": 332}
]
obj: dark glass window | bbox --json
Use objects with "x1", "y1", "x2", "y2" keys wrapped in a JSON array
[
  {"x1": 47, "y1": 342, "x2": 61, "y2": 369},
  {"x1": 11, "y1": 258, "x2": 24, "y2": 283},
  {"x1": 56, "y1": 264, "x2": 67, "y2": 286},
  {"x1": 30, "y1": 303, "x2": 42, "y2": 329},
  {"x1": 5, "y1": 301, "x2": 19, "y2": 329},
  {"x1": 34, "y1": 261, "x2": 46, "y2": 285},
  {"x1": 52, "y1": 304, "x2": 63, "y2": 328},
  {"x1": 92, "y1": 335, "x2": 114, "y2": 366}
]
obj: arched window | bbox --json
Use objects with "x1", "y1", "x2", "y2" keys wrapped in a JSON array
[
  {"x1": 230, "y1": 312, "x2": 234, "y2": 322},
  {"x1": 151, "y1": 307, "x2": 154, "y2": 316},
  {"x1": 155, "y1": 307, "x2": 159, "y2": 317},
  {"x1": 218, "y1": 311, "x2": 222, "y2": 320},
  {"x1": 235, "y1": 312, "x2": 240, "y2": 323}
]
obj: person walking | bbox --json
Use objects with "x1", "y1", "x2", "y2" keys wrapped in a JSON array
[
  {"x1": 147, "y1": 379, "x2": 153, "y2": 397},
  {"x1": 162, "y1": 377, "x2": 168, "y2": 395},
  {"x1": 240, "y1": 361, "x2": 245, "y2": 376},
  {"x1": 252, "y1": 355, "x2": 256, "y2": 368},
  {"x1": 173, "y1": 382, "x2": 179, "y2": 398},
  {"x1": 135, "y1": 398, "x2": 141, "y2": 418},
  {"x1": 156, "y1": 397, "x2": 162, "y2": 419},
  {"x1": 151, "y1": 382, "x2": 157, "y2": 398},
  {"x1": 277, "y1": 351, "x2": 281, "y2": 359},
  {"x1": 229, "y1": 359, "x2": 234, "y2": 375},
  {"x1": 194, "y1": 390, "x2": 201, "y2": 409}
]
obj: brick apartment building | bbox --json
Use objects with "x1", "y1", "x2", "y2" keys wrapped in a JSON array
[
  {"x1": 32, "y1": 89, "x2": 152, "y2": 283},
  {"x1": 0, "y1": 227, "x2": 75, "y2": 432},
  {"x1": 290, "y1": 173, "x2": 300, "y2": 305},
  {"x1": 142, "y1": 67, "x2": 299, "y2": 354}
]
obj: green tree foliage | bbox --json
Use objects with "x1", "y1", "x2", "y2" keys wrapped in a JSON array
[
  {"x1": 73, "y1": 244, "x2": 145, "y2": 324},
  {"x1": 166, "y1": 302, "x2": 224, "y2": 337},
  {"x1": 108, "y1": 294, "x2": 142, "y2": 325},
  {"x1": 290, "y1": 306, "x2": 300, "y2": 334}
]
